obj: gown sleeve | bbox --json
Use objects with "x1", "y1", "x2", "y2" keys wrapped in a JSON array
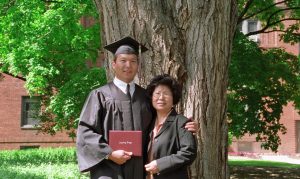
[{"x1": 76, "y1": 89, "x2": 113, "y2": 172}]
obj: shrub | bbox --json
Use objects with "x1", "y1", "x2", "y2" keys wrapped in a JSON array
[{"x1": 0, "y1": 147, "x2": 88, "y2": 179}]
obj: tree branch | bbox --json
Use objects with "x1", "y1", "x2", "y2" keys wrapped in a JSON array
[
  {"x1": 238, "y1": 0, "x2": 255, "y2": 24},
  {"x1": 265, "y1": 6, "x2": 300, "y2": 27},
  {"x1": 246, "y1": 17, "x2": 300, "y2": 36},
  {"x1": 256, "y1": 29, "x2": 300, "y2": 37},
  {"x1": 40, "y1": 0, "x2": 63, "y2": 3},
  {"x1": 241, "y1": 0, "x2": 291, "y2": 22},
  {"x1": 1, "y1": 72, "x2": 26, "y2": 81}
]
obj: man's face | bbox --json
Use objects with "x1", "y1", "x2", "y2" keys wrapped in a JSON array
[{"x1": 112, "y1": 54, "x2": 138, "y2": 83}]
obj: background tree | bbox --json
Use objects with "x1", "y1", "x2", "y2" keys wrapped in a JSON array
[
  {"x1": 97, "y1": 1, "x2": 238, "y2": 178},
  {"x1": 97, "y1": 0, "x2": 300, "y2": 178},
  {"x1": 0, "y1": 0, "x2": 106, "y2": 137},
  {"x1": 228, "y1": 32, "x2": 300, "y2": 151},
  {"x1": 231, "y1": 0, "x2": 300, "y2": 152}
]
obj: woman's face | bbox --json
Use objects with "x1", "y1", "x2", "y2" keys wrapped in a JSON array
[{"x1": 152, "y1": 85, "x2": 173, "y2": 113}]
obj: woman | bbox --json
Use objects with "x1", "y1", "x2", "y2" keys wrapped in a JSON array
[{"x1": 145, "y1": 74, "x2": 197, "y2": 179}]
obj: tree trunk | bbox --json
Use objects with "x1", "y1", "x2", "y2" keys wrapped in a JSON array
[{"x1": 96, "y1": 0, "x2": 238, "y2": 178}]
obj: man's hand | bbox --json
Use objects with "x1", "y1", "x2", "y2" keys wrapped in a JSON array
[
  {"x1": 185, "y1": 117, "x2": 198, "y2": 135},
  {"x1": 145, "y1": 160, "x2": 159, "y2": 174},
  {"x1": 108, "y1": 150, "x2": 132, "y2": 165}
]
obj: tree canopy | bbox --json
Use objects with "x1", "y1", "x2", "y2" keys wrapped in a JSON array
[
  {"x1": 231, "y1": 0, "x2": 300, "y2": 151},
  {"x1": 0, "y1": 0, "x2": 299, "y2": 150},
  {"x1": 0, "y1": 0, "x2": 106, "y2": 137},
  {"x1": 228, "y1": 32, "x2": 300, "y2": 151}
]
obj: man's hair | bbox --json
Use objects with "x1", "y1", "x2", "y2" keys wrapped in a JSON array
[{"x1": 113, "y1": 53, "x2": 139, "y2": 62}]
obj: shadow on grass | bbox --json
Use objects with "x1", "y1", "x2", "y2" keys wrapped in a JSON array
[{"x1": 230, "y1": 166, "x2": 300, "y2": 179}]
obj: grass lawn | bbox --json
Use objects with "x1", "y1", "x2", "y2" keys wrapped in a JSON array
[
  {"x1": 0, "y1": 163, "x2": 86, "y2": 179},
  {"x1": 1, "y1": 148, "x2": 300, "y2": 179},
  {"x1": 0, "y1": 147, "x2": 88, "y2": 179}
]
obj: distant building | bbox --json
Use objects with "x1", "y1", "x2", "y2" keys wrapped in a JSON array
[
  {"x1": 0, "y1": 73, "x2": 75, "y2": 150},
  {"x1": 230, "y1": 19, "x2": 300, "y2": 155}
]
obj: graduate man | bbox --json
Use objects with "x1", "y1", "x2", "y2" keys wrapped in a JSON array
[{"x1": 76, "y1": 36, "x2": 197, "y2": 179}]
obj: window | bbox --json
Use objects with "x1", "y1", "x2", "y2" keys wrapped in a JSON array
[
  {"x1": 21, "y1": 96, "x2": 41, "y2": 129},
  {"x1": 240, "y1": 20, "x2": 260, "y2": 42},
  {"x1": 247, "y1": 20, "x2": 258, "y2": 33}
]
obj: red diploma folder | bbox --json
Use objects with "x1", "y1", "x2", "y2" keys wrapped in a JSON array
[{"x1": 109, "y1": 130, "x2": 142, "y2": 156}]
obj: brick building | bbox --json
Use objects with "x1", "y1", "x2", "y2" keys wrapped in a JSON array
[
  {"x1": 0, "y1": 73, "x2": 75, "y2": 150},
  {"x1": 230, "y1": 20, "x2": 300, "y2": 155}
]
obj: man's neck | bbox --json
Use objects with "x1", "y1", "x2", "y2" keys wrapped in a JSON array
[{"x1": 113, "y1": 77, "x2": 135, "y2": 95}]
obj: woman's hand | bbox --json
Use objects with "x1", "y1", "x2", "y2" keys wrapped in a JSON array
[{"x1": 145, "y1": 160, "x2": 159, "y2": 174}]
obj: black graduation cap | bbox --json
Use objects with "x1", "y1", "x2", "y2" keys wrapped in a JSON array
[{"x1": 104, "y1": 36, "x2": 148, "y2": 56}]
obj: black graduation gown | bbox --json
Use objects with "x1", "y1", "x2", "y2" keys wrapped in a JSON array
[{"x1": 76, "y1": 82, "x2": 153, "y2": 179}]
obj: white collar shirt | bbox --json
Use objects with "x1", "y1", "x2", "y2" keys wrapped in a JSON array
[{"x1": 113, "y1": 77, "x2": 135, "y2": 96}]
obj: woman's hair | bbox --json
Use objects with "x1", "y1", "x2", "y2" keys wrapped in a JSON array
[{"x1": 146, "y1": 74, "x2": 182, "y2": 105}]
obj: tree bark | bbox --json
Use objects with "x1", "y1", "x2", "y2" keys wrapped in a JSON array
[{"x1": 97, "y1": 0, "x2": 238, "y2": 178}]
